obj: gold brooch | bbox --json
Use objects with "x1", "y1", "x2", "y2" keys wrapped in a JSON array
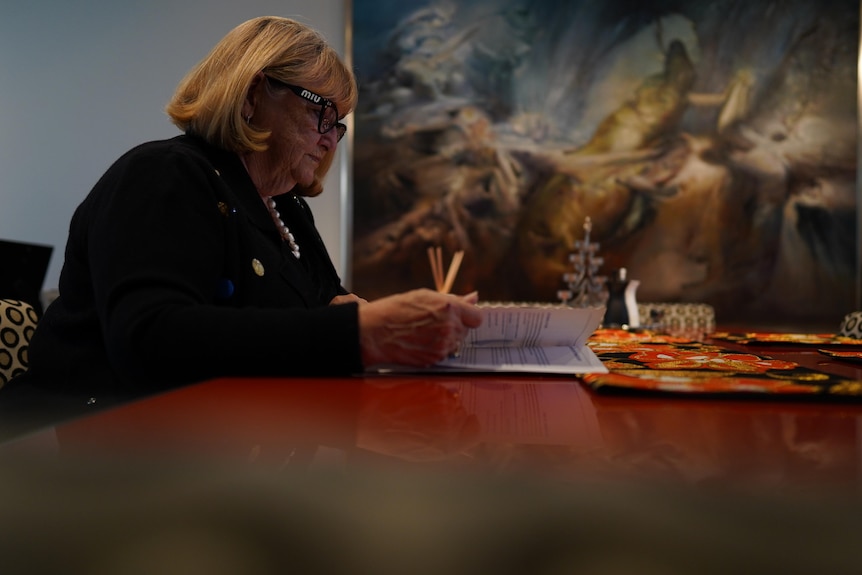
[{"x1": 252, "y1": 258, "x2": 265, "y2": 276}]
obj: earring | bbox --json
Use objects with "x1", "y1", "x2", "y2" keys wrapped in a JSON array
[{"x1": 245, "y1": 114, "x2": 252, "y2": 124}]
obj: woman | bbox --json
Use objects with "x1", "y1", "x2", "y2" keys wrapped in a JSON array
[{"x1": 4, "y1": 17, "x2": 481, "y2": 409}]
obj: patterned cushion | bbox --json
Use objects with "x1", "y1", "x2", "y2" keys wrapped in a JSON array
[
  {"x1": 838, "y1": 311, "x2": 862, "y2": 339},
  {"x1": 0, "y1": 299, "x2": 39, "y2": 389}
]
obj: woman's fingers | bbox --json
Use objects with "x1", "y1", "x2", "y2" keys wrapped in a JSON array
[{"x1": 359, "y1": 289, "x2": 482, "y2": 367}]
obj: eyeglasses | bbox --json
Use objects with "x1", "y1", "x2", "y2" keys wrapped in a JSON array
[{"x1": 265, "y1": 76, "x2": 347, "y2": 142}]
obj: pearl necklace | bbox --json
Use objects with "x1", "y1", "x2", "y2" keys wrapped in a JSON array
[{"x1": 266, "y1": 197, "x2": 300, "y2": 259}]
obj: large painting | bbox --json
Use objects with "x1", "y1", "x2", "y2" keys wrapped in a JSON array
[{"x1": 350, "y1": 0, "x2": 858, "y2": 328}]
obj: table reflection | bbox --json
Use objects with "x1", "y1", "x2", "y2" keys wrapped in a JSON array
[
  {"x1": 590, "y1": 395, "x2": 861, "y2": 489},
  {"x1": 20, "y1": 374, "x2": 854, "y2": 491}
]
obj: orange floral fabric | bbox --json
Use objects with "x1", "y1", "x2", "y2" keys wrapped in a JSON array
[{"x1": 584, "y1": 329, "x2": 862, "y2": 397}]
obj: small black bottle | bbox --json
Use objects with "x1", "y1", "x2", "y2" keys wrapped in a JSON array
[{"x1": 604, "y1": 268, "x2": 630, "y2": 328}]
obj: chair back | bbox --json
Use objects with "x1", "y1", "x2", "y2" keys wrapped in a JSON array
[
  {"x1": 0, "y1": 299, "x2": 39, "y2": 388},
  {"x1": 0, "y1": 239, "x2": 53, "y2": 316}
]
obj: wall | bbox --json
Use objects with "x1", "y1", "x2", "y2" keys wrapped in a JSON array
[{"x1": 0, "y1": 0, "x2": 351, "y2": 292}]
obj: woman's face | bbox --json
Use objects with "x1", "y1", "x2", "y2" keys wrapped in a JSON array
[{"x1": 244, "y1": 75, "x2": 340, "y2": 195}]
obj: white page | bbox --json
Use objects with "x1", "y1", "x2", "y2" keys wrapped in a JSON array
[
  {"x1": 436, "y1": 342, "x2": 607, "y2": 374},
  {"x1": 468, "y1": 305, "x2": 605, "y2": 348}
]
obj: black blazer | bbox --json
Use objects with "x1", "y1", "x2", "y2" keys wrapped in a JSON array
[{"x1": 14, "y1": 134, "x2": 363, "y2": 397}]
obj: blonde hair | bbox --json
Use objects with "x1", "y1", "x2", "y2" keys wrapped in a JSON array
[{"x1": 166, "y1": 16, "x2": 357, "y2": 196}]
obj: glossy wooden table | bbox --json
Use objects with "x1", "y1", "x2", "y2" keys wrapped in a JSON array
[
  {"x1": 4, "y1": 343, "x2": 862, "y2": 574},
  {"x1": 5, "y1": 341, "x2": 860, "y2": 492}
]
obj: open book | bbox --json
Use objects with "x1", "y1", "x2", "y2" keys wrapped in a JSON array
[{"x1": 372, "y1": 303, "x2": 608, "y2": 376}]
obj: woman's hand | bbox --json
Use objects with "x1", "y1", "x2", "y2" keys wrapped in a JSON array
[
  {"x1": 330, "y1": 293, "x2": 368, "y2": 305},
  {"x1": 358, "y1": 289, "x2": 482, "y2": 367}
]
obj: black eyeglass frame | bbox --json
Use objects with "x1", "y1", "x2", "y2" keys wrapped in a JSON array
[{"x1": 264, "y1": 75, "x2": 347, "y2": 141}]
